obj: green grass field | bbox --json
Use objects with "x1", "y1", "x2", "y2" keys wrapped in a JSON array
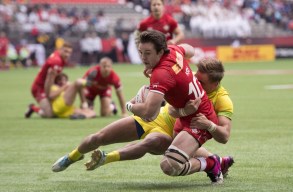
[{"x1": 0, "y1": 59, "x2": 293, "y2": 192}]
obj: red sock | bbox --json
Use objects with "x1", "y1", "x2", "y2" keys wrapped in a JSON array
[
  {"x1": 205, "y1": 157, "x2": 215, "y2": 171},
  {"x1": 32, "y1": 105, "x2": 40, "y2": 113}
]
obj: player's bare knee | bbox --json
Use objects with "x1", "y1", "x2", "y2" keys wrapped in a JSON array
[
  {"x1": 142, "y1": 136, "x2": 161, "y2": 149},
  {"x1": 40, "y1": 108, "x2": 53, "y2": 118},
  {"x1": 75, "y1": 78, "x2": 85, "y2": 88}
]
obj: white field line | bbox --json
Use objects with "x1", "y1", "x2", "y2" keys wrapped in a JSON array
[
  {"x1": 226, "y1": 70, "x2": 293, "y2": 75},
  {"x1": 265, "y1": 84, "x2": 293, "y2": 90},
  {"x1": 226, "y1": 70, "x2": 293, "y2": 90}
]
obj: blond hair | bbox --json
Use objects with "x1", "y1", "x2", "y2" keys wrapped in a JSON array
[{"x1": 197, "y1": 58, "x2": 224, "y2": 83}]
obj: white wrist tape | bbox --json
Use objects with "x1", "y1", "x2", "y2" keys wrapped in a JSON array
[
  {"x1": 126, "y1": 102, "x2": 133, "y2": 113},
  {"x1": 207, "y1": 121, "x2": 217, "y2": 133},
  {"x1": 179, "y1": 108, "x2": 187, "y2": 116}
]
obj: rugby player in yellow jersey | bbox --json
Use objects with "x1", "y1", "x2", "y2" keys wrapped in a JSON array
[
  {"x1": 52, "y1": 58, "x2": 234, "y2": 177},
  {"x1": 47, "y1": 69, "x2": 96, "y2": 119}
]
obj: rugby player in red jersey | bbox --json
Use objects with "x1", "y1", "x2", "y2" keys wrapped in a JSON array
[
  {"x1": 136, "y1": 0, "x2": 184, "y2": 45},
  {"x1": 126, "y1": 30, "x2": 223, "y2": 184},
  {"x1": 51, "y1": 58, "x2": 234, "y2": 181},
  {"x1": 83, "y1": 57, "x2": 127, "y2": 117},
  {"x1": 26, "y1": 42, "x2": 73, "y2": 118}
]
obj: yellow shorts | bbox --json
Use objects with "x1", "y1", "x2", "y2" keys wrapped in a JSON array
[
  {"x1": 52, "y1": 93, "x2": 75, "y2": 118},
  {"x1": 132, "y1": 105, "x2": 176, "y2": 139}
]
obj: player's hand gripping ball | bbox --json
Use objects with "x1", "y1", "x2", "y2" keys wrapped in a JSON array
[{"x1": 135, "y1": 85, "x2": 150, "y2": 103}]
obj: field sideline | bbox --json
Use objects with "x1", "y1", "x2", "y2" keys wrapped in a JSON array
[{"x1": 0, "y1": 59, "x2": 292, "y2": 192}]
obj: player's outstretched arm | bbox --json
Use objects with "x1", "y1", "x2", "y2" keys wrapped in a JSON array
[
  {"x1": 116, "y1": 89, "x2": 127, "y2": 117},
  {"x1": 44, "y1": 68, "x2": 57, "y2": 100},
  {"x1": 168, "y1": 26, "x2": 184, "y2": 45}
]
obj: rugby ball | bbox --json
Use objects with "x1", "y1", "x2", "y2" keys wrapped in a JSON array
[{"x1": 135, "y1": 85, "x2": 150, "y2": 103}]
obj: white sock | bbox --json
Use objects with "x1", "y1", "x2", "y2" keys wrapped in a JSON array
[{"x1": 197, "y1": 157, "x2": 207, "y2": 171}]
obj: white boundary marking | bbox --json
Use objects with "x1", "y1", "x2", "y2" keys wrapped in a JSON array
[
  {"x1": 226, "y1": 70, "x2": 293, "y2": 75},
  {"x1": 265, "y1": 84, "x2": 293, "y2": 90}
]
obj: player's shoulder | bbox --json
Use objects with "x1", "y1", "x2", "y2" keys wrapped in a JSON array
[
  {"x1": 217, "y1": 86, "x2": 233, "y2": 104},
  {"x1": 164, "y1": 13, "x2": 175, "y2": 20},
  {"x1": 91, "y1": 65, "x2": 100, "y2": 70},
  {"x1": 152, "y1": 63, "x2": 173, "y2": 78},
  {"x1": 163, "y1": 13, "x2": 177, "y2": 22},
  {"x1": 218, "y1": 85, "x2": 230, "y2": 96},
  {"x1": 166, "y1": 45, "x2": 185, "y2": 59},
  {"x1": 139, "y1": 16, "x2": 154, "y2": 26},
  {"x1": 47, "y1": 51, "x2": 62, "y2": 63},
  {"x1": 108, "y1": 69, "x2": 119, "y2": 78},
  {"x1": 86, "y1": 65, "x2": 99, "y2": 73},
  {"x1": 168, "y1": 44, "x2": 183, "y2": 51}
]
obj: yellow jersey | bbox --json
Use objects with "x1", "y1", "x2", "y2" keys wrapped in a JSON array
[
  {"x1": 208, "y1": 84, "x2": 233, "y2": 119},
  {"x1": 51, "y1": 85, "x2": 75, "y2": 118}
]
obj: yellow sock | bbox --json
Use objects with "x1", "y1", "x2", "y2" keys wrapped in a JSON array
[
  {"x1": 104, "y1": 151, "x2": 120, "y2": 165},
  {"x1": 68, "y1": 148, "x2": 83, "y2": 161}
]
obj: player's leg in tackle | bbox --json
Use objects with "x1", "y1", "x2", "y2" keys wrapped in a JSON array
[
  {"x1": 160, "y1": 131, "x2": 223, "y2": 184},
  {"x1": 52, "y1": 151, "x2": 84, "y2": 172},
  {"x1": 194, "y1": 146, "x2": 234, "y2": 178},
  {"x1": 52, "y1": 116, "x2": 139, "y2": 172},
  {"x1": 85, "y1": 132, "x2": 172, "y2": 170}
]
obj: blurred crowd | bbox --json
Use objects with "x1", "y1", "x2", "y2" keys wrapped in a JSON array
[
  {"x1": 129, "y1": 0, "x2": 293, "y2": 38},
  {"x1": 0, "y1": 0, "x2": 293, "y2": 69}
]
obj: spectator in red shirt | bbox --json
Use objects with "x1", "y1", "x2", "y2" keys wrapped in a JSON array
[{"x1": 0, "y1": 31, "x2": 9, "y2": 69}]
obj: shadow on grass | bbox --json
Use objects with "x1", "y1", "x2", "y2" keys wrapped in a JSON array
[{"x1": 52, "y1": 179, "x2": 216, "y2": 191}]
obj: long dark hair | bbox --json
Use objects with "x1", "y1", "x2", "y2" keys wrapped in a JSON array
[{"x1": 139, "y1": 30, "x2": 170, "y2": 54}]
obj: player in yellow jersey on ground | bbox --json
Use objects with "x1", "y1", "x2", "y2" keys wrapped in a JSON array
[{"x1": 27, "y1": 68, "x2": 96, "y2": 119}]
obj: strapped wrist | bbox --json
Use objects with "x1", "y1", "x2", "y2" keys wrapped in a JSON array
[
  {"x1": 179, "y1": 108, "x2": 187, "y2": 116},
  {"x1": 207, "y1": 122, "x2": 217, "y2": 133}
]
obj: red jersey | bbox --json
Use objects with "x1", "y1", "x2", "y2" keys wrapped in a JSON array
[
  {"x1": 31, "y1": 50, "x2": 65, "y2": 102},
  {"x1": 83, "y1": 65, "x2": 122, "y2": 96},
  {"x1": 150, "y1": 45, "x2": 217, "y2": 127},
  {"x1": 138, "y1": 13, "x2": 178, "y2": 41},
  {"x1": 32, "y1": 51, "x2": 65, "y2": 89}
]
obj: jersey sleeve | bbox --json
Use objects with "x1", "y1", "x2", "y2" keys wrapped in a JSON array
[
  {"x1": 47, "y1": 57, "x2": 62, "y2": 73},
  {"x1": 137, "y1": 19, "x2": 147, "y2": 32},
  {"x1": 112, "y1": 72, "x2": 122, "y2": 90},
  {"x1": 168, "y1": 16, "x2": 178, "y2": 32},
  {"x1": 150, "y1": 68, "x2": 175, "y2": 95},
  {"x1": 176, "y1": 45, "x2": 186, "y2": 57},
  {"x1": 215, "y1": 95, "x2": 233, "y2": 120},
  {"x1": 83, "y1": 66, "x2": 97, "y2": 79}
]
